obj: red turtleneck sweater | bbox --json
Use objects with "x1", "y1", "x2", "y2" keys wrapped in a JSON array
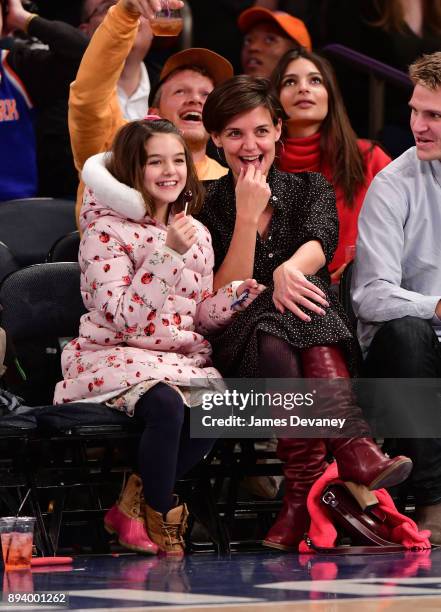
[{"x1": 277, "y1": 132, "x2": 391, "y2": 273}]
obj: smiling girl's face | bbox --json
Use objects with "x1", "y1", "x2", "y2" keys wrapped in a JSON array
[
  {"x1": 143, "y1": 133, "x2": 187, "y2": 215},
  {"x1": 279, "y1": 57, "x2": 329, "y2": 138},
  {"x1": 212, "y1": 106, "x2": 282, "y2": 181}
]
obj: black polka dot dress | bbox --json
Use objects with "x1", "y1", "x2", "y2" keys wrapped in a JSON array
[{"x1": 197, "y1": 167, "x2": 357, "y2": 377}]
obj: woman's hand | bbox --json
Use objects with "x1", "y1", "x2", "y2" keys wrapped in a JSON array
[
  {"x1": 122, "y1": 0, "x2": 184, "y2": 19},
  {"x1": 233, "y1": 278, "x2": 266, "y2": 310},
  {"x1": 235, "y1": 165, "x2": 271, "y2": 224},
  {"x1": 273, "y1": 262, "x2": 329, "y2": 322},
  {"x1": 165, "y1": 211, "x2": 197, "y2": 255}
]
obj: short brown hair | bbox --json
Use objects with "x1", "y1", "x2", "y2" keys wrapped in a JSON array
[
  {"x1": 202, "y1": 75, "x2": 286, "y2": 135},
  {"x1": 409, "y1": 52, "x2": 441, "y2": 91},
  {"x1": 149, "y1": 65, "x2": 214, "y2": 107},
  {"x1": 106, "y1": 119, "x2": 204, "y2": 217}
]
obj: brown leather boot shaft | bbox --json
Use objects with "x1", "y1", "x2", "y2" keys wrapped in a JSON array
[
  {"x1": 300, "y1": 345, "x2": 412, "y2": 489},
  {"x1": 117, "y1": 473, "x2": 144, "y2": 520},
  {"x1": 264, "y1": 438, "x2": 327, "y2": 551},
  {"x1": 145, "y1": 503, "x2": 189, "y2": 556}
]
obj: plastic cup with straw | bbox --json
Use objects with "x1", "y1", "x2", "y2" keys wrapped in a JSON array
[{"x1": 0, "y1": 490, "x2": 35, "y2": 571}]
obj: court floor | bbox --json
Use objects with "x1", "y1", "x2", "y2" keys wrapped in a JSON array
[{"x1": 1, "y1": 548, "x2": 441, "y2": 611}]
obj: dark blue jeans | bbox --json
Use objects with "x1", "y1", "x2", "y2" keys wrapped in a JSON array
[{"x1": 363, "y1": 316, "x2": 441, "y2": 505}]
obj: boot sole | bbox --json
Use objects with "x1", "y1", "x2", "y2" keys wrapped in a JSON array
[
  {"x1": 368, "y1": 458, "x2": 413, "y2": 490},
  {"x1": 262, "y1": 539, "x2": 298, "y2": 552},
  {"x1": 104, "y1": 522, "x2": 117, "y2": 535},
  {"x1": 104, "y1": 522, "x2": 157, "y2": 554},
  {"x1": 118, "y1": 538, "x2": 157, "y2": 555}
]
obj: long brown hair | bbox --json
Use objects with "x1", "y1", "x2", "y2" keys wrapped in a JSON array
[
  {"x1": 106, "y1": 119, "x2": 204, "y2": 217},
  {"x1": 271, "y1": 48, "x2": 367, "y2": 207},
  {"x1": 371, "y1": 0, "x2": 441, "y2": 35}
]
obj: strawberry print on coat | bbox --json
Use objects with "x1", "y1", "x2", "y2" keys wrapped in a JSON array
[{"x1": 53, "y1": 176, "x2": 241, "y2": 413}]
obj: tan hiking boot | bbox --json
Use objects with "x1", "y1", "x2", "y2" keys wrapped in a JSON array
[{"x1": 145, "y1": 502, "x2": 189, "y2": 556}]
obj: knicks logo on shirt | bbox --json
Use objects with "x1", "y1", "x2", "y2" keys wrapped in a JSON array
[{"x1": 0, "y1": 99, "x2": 19, "y2": 122}]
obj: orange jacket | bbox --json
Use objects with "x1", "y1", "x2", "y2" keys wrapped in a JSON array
[{"x1": 69, "y1": 2, "x2": 227, "y2": 228}]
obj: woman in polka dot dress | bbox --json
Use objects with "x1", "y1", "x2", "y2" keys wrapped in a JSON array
[
  {"x1": 198, "y1": 75, "x2": 412, "y2": 552},
  {"x1": 54, "y1": 118, "x2": 264, "y2": 556}
]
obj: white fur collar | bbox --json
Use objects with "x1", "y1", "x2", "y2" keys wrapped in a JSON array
[{"x1": 81, "y1": 152, "x2": 146, "y2": 221}]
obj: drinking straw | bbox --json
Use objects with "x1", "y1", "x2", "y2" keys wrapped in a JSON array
[
  {"x1": 16, "y1": 489, "x2": 31, "y2": 517},
  {"x1": 31, "y1": 557, "x2": 73, "y2": 567}
]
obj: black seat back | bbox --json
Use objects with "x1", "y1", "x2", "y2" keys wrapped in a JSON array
[
  {"x1": 339, "y1": 260, "x2": 356, "y2": 329},
  {"x1": 47, "y1": 231, "x2": 80, "y2": 263},
  {"x1": 0, "y1": 241, "x2": 20, "y2": 284},
  {"x1": 0, "y1": 198, "x2": 76, "y2": 266},
  {"x1": 0, "y1": 263, "x2": 86, "y2": 405}
]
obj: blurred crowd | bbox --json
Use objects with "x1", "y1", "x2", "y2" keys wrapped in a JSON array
[{"x1": 2, "y1": 0, "x2": 440, "y2": 202}]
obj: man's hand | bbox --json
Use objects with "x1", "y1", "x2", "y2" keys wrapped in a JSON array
[
  {"x1": 235, "y1": 165, "x2": 271, "y2": 224},
  {"x1": 165, "y1": 211, "x2": 197, "y2": 255},
  {"x1": 122, "y1": 0, "x2": 184, "y2": 19},
  {"x1": 4, "y1": 0, "x2": 31, "y2": 33},
  {"x1": 273, "y1": 262, "x2": 329, "y2": 322},
  {"x1": 435, "y1": 300, "x2": 441, "y2": 319}
]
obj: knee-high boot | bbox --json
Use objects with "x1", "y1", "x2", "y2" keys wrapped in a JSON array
[
  {"x1": 263, "y1": 438, "x2": 327, "y2": 551},
  {"x1": 300, "y1": 345, "x2": 412, "y2": 490}
]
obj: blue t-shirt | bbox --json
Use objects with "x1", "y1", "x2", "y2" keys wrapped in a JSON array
[{"x1": 0, "y1": 49, "x2": 37, "y2": 201}]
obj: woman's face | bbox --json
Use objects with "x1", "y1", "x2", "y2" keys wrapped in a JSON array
[
  {"x1": 143, "y1": 133, "x2": 187, "y2": 210},
  {"x1": 212, "y1": 106, "x2": 282, "y2": 181},
  {"x1": 279, "y1": 57, "x2": 329, "y2": 138}
]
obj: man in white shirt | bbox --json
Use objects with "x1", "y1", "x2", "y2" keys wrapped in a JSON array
[
  {"x1": 70, "y1": 0, "x2": 232, "y2": 225},
  {"x1": 80, "y1": 0, "x2": 152, "y2": 119},
  {"x1": 352, "y1": 52, "x2": 441, "y2": 545}
]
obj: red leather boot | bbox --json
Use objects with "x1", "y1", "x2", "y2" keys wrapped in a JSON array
[
  {"x1": 263, "y1": 438, "x2": 327, "y2": 551},
  {"x1": 300, "y1": 345, "x2": 412, "y2": 490}
]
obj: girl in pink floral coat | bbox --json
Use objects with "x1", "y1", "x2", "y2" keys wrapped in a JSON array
[{"x1": 54, "y1": 118, "x2": 263, "y2": 556}]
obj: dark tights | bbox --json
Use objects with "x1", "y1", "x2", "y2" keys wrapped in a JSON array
[
  {"x1": 257, "y1": 331, "x2": 302, "y2": 378},
  {"x1": 135, "y1": 383, "x2": 215, "y2": 514}
]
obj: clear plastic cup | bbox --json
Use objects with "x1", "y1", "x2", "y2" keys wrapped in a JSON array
[
  {"x1": 0, "y1": 517, "x2": 35, "y2": 571},
  {"x1": 151, "y1": 1, "x2": 183, "y2": 36}
]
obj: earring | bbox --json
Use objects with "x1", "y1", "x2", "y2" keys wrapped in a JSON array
[{"x1": 216, "y1": 147, "x2": 225, "y2": 164}]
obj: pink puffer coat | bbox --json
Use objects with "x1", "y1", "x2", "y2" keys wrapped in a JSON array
[{"x1": 53, "y1": 176, "x2": 242, "y2": 407}]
